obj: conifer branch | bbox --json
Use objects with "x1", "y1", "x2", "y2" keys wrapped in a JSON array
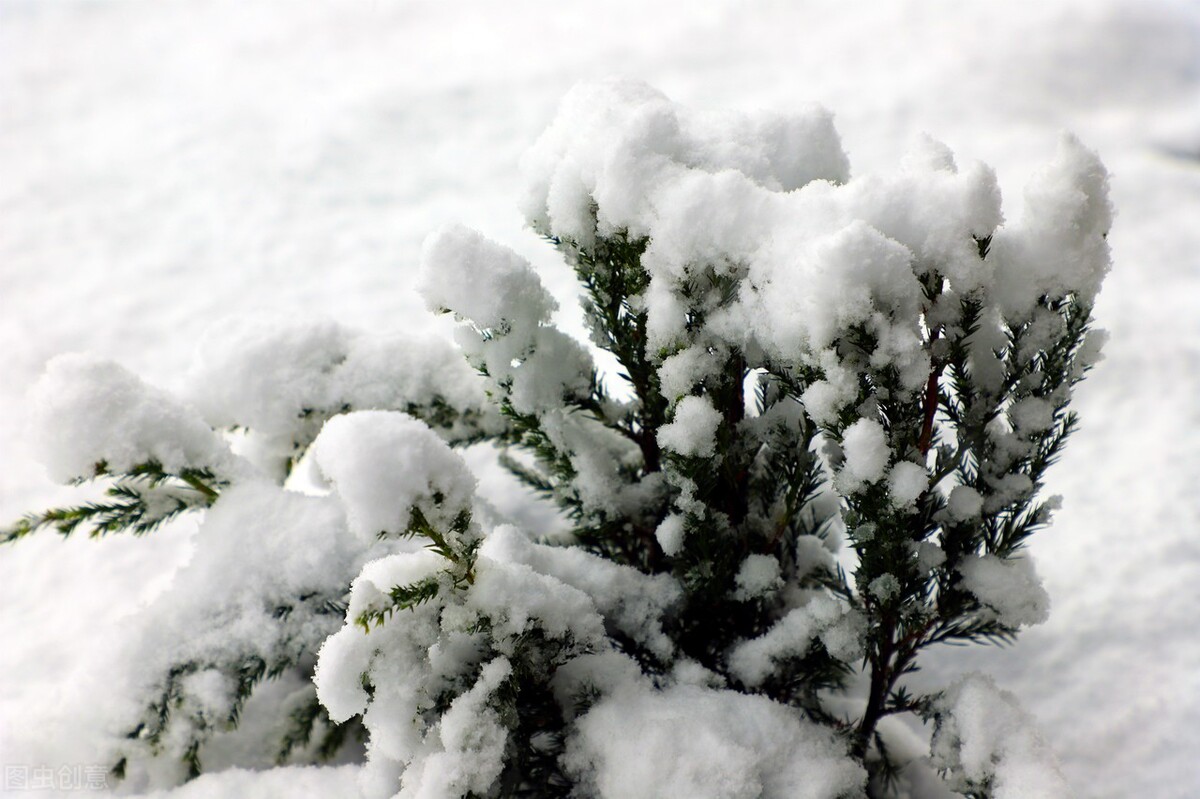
[{"x1": 2, "y1": 461, "x2": 222, "y2": 544}]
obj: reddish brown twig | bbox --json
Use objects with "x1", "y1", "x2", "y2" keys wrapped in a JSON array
[{"x1": 918, "y1": 331, "x2": 944, "y2": 455}]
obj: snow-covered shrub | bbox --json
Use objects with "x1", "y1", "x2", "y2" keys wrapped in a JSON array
[{"x1": 4, "y1": 79, "x2": 1110, "y2": 797}]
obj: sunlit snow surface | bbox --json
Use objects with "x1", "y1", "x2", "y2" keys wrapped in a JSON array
[{"x1": 2, "y1": 0, "x2": 1199, "y2": 796}]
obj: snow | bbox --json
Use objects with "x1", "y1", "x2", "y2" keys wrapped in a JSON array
[
  {"x1": 337, "y1": 549, "x2": 448, "y2": 643},
  {"x1": 520, "y1": 78, "x2": 850, "y2": 248},
  {"x1": 30, "y1": 353, "x2": 234, "y2": 482},
  {"x1": 537, "y1": 412, "x2": 655, "y2": 518},
  {"x1": 727, "y1": 593, "x2": 863, "y2": 687},
  {"x1": 312, "y1": 411, "x2": 478, "y2": 543},
  {"x1": 187, "y1": 316, "x2": 354, "y2": 436},
  {"x1": 420, "y1": 223, "x2": 557, "y2": 332},
  {"x1": 313, "y1": 523, "x2": 680, "y2": 796},
  {"x1": 482, "y1": 525, "x2": 680, "y2": 659},
  {"x1": 959, "y1": 554, "x2": 1051, "y2": 629},
  {"x1": 521, "y1": 80, "x2": 1123, "y2": 428},
  {"x1": 946, "y1": 485, "x2": 985, "y2": 521},
  {"x1": 837, "y1": 417, "x2": 890, "y2": 492},
  {"x1": 655, "y1": 513, "x2": 687, "y2": 557},
  {"x1": 396, "y1": 656, "x2": 511, "y2": 799},
  {"x1": 657, "y1": 345, "x2": 719, "y2": 401},
  {"x1": 869, "y1": 574, "x2": 902, "y2": 602},
  {"x1": 2, "y1": 1, "x2": 1199, "y2": 797},
  {"x1": 657, "y1": 394, "x2": 722, "y2": 457},
  {"x1": 913, "y1": 541, "x2": 948, "y2": 576},
  {"x1": 186, "y1": 316, "x2": 495, "y2": 476},
  {"x1": 888, "y1": 461, "x2": 930, "y2": 509},
  {"x1": 420, "y1": 225, "x2": 599, "y2": 420},
  {"x1": 732, "y1": 554, "x2": 782, "y2": 601},
  {"x1": 465, "y1": 555, "x2": 607, "y2": 647},
  {"x1": 497, "y1": 328, "x2": 595, "y2": 417},
  {"x1": 563, "y1": 680, "x2": 865, "y2": 799},
  {"x1": 1010, "y1": 397, "x2": 1056, "y2": 434},
  {"x1": 189, "y1": 316, "x2": 489, "y2": 434},
  {"x1": 168, "y1": 480, "x2": 356, "y2": 609},
  {"x1": 109, "y1": 478, "x2": 377, "y2": 788},
  {"x1": 333, "y1": 332, "x2": 486, "y2": 418},
  {"x1": 136, "y1": 764, "x2": 363, "y2": 799},
  {"x1": 931, "y1": 673, "x2": 1072, "y2": 799},
  {"x1": 989, "y1": 134, "x2": 1113, "y2": 319}
]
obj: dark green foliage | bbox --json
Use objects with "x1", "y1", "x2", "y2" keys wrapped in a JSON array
[
  {"x1": 484, "y1": 225, "x2": 1100, "y2": 793},
  {"x1": 4, "y1": 202, "x2": 1102, "y2": 796},
  {"x1": 1, "y1": 460, "x2": 221, "y2": 543},
  {"x1": 555, "y1": 232, "x2": 667, "y2": 474},
  {"x1": 355, "y1": 576, "x2": 442, "y2": 631},
  {"x1": 491, "y1": 629, "x2": 586, "y2": 798},
  {"x1": 843, "y1": 276, "x2": 1101, "y2": 779},
  {"x1": 477, "y1": 231, "x2": 860, "y2": 750},
  {"x1": 117, "y1": 590, "x2": 354, "y2": 781},
  {"x1": 276, "y1": 689, "x2": 364, "y2": 765},
  {"x1": 355, "y1": 504, "x2": 482, "y2": 632}
]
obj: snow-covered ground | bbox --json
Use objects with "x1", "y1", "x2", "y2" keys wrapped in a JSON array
[{"x1": 2, "y1": 0, "x2": 1198, "y2": 796}]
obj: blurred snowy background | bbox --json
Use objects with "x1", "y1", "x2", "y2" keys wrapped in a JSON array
[{"x1": 1, "y1": 0, "x2": 1198, "y2": 796}]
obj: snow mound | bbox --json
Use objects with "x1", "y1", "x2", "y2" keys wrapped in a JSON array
[
  {"x1": 931, "y1": 673, "x2": 1072, "y2": 798},
  {"x1": 31, "y1": 353, "x2": 233, "y2": 482},
  {"x1": 564, "y1": 680, "x2": 865, "y2": 799}
]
